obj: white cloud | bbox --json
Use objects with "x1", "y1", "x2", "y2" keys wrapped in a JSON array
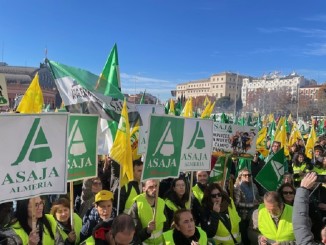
[
  {"x1": 304, "y1": 15, "x2": 326, "y2": 22},
  {"x1": 120, "y1": 73, "x2": 177, "y2": 101},
  {"x1": 304, "y1": 43, "x2": 326, "y2": 56}
]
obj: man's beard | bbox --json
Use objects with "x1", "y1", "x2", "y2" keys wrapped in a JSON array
[{"x1": 146, "y1": 190, "x2": 155, "y2": 198}]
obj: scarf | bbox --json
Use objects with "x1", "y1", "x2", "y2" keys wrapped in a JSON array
[{"x1": 172, "y1": 227, "x2": 200, "y2": 245}]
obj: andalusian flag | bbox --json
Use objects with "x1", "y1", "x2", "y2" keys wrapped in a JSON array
[
  {"x1": 17, "y1": 73, "x2": 44, "y2": 113},
  {"x1": 95, "y1": 43, "x2": 121, "y2": 93},
  {"x1": 110, "y1": 99, "x2": 134, "y2": 186},
  {"x1": 305, "y1": 126, "x2": 317, "y2": 159}
]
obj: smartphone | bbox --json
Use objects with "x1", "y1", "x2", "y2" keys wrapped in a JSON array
[{"x1": 316, "y1": 175, "x2": 326, "y2": 183}]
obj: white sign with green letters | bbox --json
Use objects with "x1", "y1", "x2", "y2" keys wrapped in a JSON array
[{"x1": 0, "y1": 113, "x2": 69, "y2": 203}]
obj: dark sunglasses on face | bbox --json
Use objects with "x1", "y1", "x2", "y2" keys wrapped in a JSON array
[
  {"x1": 210, "y1": 193, "x2": 222, "y2": 198},
  {"x1": 282, "y1": 191, "x2": 294, "y2": 195}
]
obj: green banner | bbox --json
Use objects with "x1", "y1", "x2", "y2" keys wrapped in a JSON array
[
  {"x1": 142, "y1": 115, "x2": 184, "y2": 180},
  {"x1": 68, "y1": 115, "x2": 99, "y2": 181}
]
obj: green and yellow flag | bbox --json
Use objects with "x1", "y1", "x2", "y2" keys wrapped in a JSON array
[{"x1": 110, "y1": 99, "x2": 134, "y2": 186}]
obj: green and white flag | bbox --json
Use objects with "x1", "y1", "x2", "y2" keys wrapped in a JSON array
[
  {"x1": 68, "y1": 114, "x2": 99, "y2": 181},
  {"x1": 47, "y1": 60, "x2": 139, "y2": 124},
  {"x1": 142, "y1": 115, "x2": 213, "y2": 181},
  {"x1": 209, "y1": 155, "x2": 231, "y2": 183},
  {"x1": 0, "y1": 74, "x2": 9, "y2": 106},
  {"x1": 0, "y1": 113, "x2": 69, "y2": 203},
  {"x1": 255, "y1": 148, "x2": 286, "y2": 191}
]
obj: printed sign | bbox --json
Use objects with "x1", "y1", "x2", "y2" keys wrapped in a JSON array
[
  {"x1": 213, "y1": 122, "x2": 258, "y2": 155},
  {"x1": 68, "y1": 114, "x2": 99, "y2": 181},
  {"x1": 142, "y1": 115, "x2": 213, "y2": 181},
  {"x1": 180, "y1": 118, "x2": 213, "y2": 171},
  {"x1": 136, "y1": 104, "x2": 165, "y2": 154},
  {"x1": 0, "y1": 114, "x2": 69, "y2": 203}
]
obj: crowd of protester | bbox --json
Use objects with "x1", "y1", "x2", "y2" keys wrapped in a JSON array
[{"x1": 0, "y1": 127, "x2": 325, "y2": 244}]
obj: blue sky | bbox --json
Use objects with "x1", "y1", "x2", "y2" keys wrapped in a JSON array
[{"x1": 1, "y1": 0, "x2": 326, "y2": 102}]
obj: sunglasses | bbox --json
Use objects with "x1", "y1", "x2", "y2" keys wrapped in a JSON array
[
  {"x1": 242, "y1": 174, "x2": 252, "y2": 177},
  {"x1": 282, "y1": 191, "x2": 294, "y2": 195},
  {"x1": 210, "y1": 193, "x2": 222, "y2": 198}
]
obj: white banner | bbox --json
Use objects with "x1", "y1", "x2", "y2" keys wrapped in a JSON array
[
  {"x1": 0, "y1": 74, "x2": 9, "y2": 106},
  {"x1": 0, "y1": 113, "x2": 69, "y2": 203},
  {"x1": 180, "y1": 118, "x2": 213, "y2": 171},
  {"x1": 136, "y1": 104, "x2": 165, "y2": 154},
  {"x1": 213, "y1": 122, "x2": 258, "y2": 155}
]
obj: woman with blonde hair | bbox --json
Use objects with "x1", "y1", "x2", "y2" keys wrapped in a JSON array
[{"x1": 234, "y1": 168, "x2": 261, "y2": 245}]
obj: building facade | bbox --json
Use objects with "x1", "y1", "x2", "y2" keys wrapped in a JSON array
[
  {"x1": 299, "y1": 84, "x2": 322, "y2": 101},
  {"x1": 0, "y1": 62, "x2": 59, "y2": 111},
  {"x1": 176, "y1": 72, "x2": 245, "y2": 101},
  {"x1": 241, "y1": 72, "x2": 315, "y2": 106}
]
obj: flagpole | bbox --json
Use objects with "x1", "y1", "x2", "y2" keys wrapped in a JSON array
[
  {"x1": 188, "y1": 171, "x2": 193, "y2": 209},
  {"x1": 153, "y1": 180, "x2": 160, "y2": 223},
  {"x1": 117, "y1": 167, "x2": 122, "y2": 214},
  {"x1": 70, "y1": 182, "x2": 75, "y2": 230}
]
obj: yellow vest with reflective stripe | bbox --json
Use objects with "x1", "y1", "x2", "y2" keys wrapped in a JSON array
[
  {"x1": 134, "y1": 193, "x2": 166, "y2": 245},
  {"x1": 213, "y1": 199, "x2": 241, "y2": 245},
  {"x1": 83, "y1": 235, "x2": 96, "y2": 245},
  {"x1": 124, "y1": 184, "x2": 139, "y2": 213},
  {"x1": 292, "y1": 164, "x2": 306, "y2": 181},
  {"x1": 11, "y1": 214, "x2": 58, "y2": 245},
  {"x1": 163, "y1": 227, "x2": 207, "y2": 245},
  {"x1": 258, "y1": 204, "x2": 295, "y2": 242},
  {"x1": 192, "y1": 184, "x2": 204, "y2": 205},
  {"x1": 57, "y1": 213, "x2": 82, "y2": 244},
  {"x1": 165, "y1": 199, "x2": 190, "y2": 212}
]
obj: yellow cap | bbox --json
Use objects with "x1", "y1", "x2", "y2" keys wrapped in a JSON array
[{"x1": 95, "y1": 190, "x2": 114, "y2": 203}]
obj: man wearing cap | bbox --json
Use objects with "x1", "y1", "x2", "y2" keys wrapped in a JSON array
[
  {"x1": 129, "y1": 179, "x2": 167, "y2": 245},
  {"x1": 80, "y1": 190, "x2": 115, "y2": 242}
]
